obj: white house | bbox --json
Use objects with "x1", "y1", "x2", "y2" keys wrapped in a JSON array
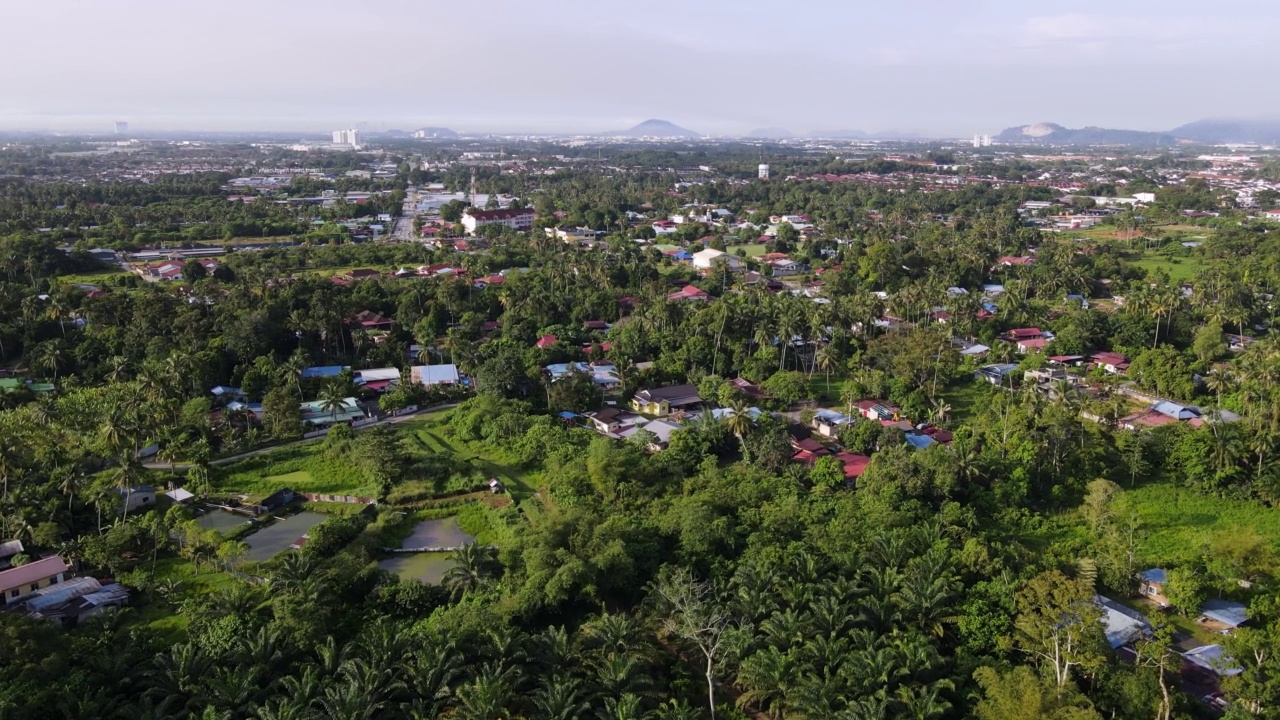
[
  {"x1": 691, "y1": 248, "x2": 743, "y2": 270},
  {"x1": 461, "y1": 208, "x2": 534, "y2": 235}
]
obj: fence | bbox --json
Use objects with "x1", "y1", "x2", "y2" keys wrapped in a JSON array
[{"x1": 301, "y1": 492, "x2": 377, "y2": 505}]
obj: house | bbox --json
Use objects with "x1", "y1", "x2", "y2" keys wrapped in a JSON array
[
  {"x1": 632, "y1": 385, "x2": 702, "y2": 416},
  {"x1": 729, "y1": 377, "x2": 766, "y2": 400},
  {"x1": 1152, "y1": 401, "x2": 1201, "y2": 421},
  {"x1": 1181, "y1": 644, "x2": 1243, "y2": 680},
  {"x1": 667, "y1": 285, "x2": 710, "y2": 302},
  {"x1": 1016, "y1": 337, "x2": 1049, "y2": 354},
  {"x1": 813, "y1": 409, "x2": 852, "y2": 438},
  {"x1": 1002, "y1": 327, "x2": 1044, "y2": 342},
  {"x1": 300, "y1": 398, "x2": 364, "y2": 426},
  {"x1": 850, "y1": 400, "x2": 900, "y2": 422},
  {"x1": 1199, "y1": 599, "x2": 1248, "y2": 633},
  {"x1": 112, "y1": 485, "x2": 156, "y2": 513},
  {"x1": 976, "y1": 363, "x2": 1019, "y2": 385},
  {"x1": 588, "y1": 407, "x2": 637, "y2": 434},
  {"x1": 257, "y1": 488, "x2": 296, "y2": 514},
  {"x1": 26, "y1": 577, "x2": 130, "y2": 627},
  {"x1": 345, "y1": 268, "x2": 382, "y2": 280},
  {"x1": 790, "y1": 436, "x2": 831, "y2": 457},
  {"x1": 834, "y1": 451, "x2": 871, "y2": 479},
  {"x1": 622, "y1": 418, "x2": 683, "y2": 451},
  {"x1": 210, "y1": 385, "x2": 245, "y2": 401},
  {"x1": 354, "y1": 368, "x2": 400, "y2": 392},
  {"x1": 535, "y1": 334, "x2": 559, "y2": 349},
  {"x1": 904, "y1": 432, "x2": 936, "y2": 451},
  {"x1": 691, "y1": 248, "x2": 743, "y2": 270},
  {"x1": 1137, "y1": 569, "x2": 1170, "y2": 607},
  {"x1": 411, "y1": 364, "x2": 462, "y2": 388},
  {"x1": 1097, "y1": 595, "x2": 1152, "y2": 649},
  {"x1": 0, "y1": 555, "x2": 69, "y2": 605},
  {"x1": 461, "y1": 207, "x2": 535, "y2": 235},
  {"x1": 1091, "y1": 351, "x2": 1130, "y2": 374},
  {"x1": 166, "y1": 487, "x2": 196, "y2": 504},
  {"x1": 583, "y1": 320, "x2": 611, "y2": 331},
  {"x1": 347, "y1": 310, "x2": 395, "y2": 329}
]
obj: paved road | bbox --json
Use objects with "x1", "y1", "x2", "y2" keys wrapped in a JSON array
[
  {"x1": 389, "y1": 186, "x2": 419, "y2": 242},
  {"x1": 144, "y1": 402, "x2": 457, "y2": 471}
]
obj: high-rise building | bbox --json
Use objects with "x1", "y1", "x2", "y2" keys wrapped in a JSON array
[
  {"x1": 758, "y1": 164, "x2": 769, "y2": 180},
  {"x1": 331, "y1": 129, "x2": 361, "y2": 148},
  {"x1": 114, "y1": 121, "x2": 128, "y2": 135}
]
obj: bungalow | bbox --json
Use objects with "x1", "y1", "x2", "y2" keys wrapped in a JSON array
[
  {"x1": 1181, "y1": 644, "x2": 1243, "y2": 681},
  {"x1": 790, "y1": 436, "x2": 831, "y2": 457},
  {"x1": 1137, "y1": 569, "x2": 1170, "y2": 607},
  {"x1": 354, "y1": 368, "x2": 400, "y2": 392},
  {"x1": 904, "y1": 433, "x2": 936, "y2": 451},
  {"x1": 851, "y1": 400, "x2": 900, "y2": 422},
  {"x1": 587, "y1": 407, "x2": 637, "y2": 435},
  {"x1": 1015, "y1": 337, "x2": 1049, "y2": 354},
  {"x1": 632, "y1": 385, "x2": 702, "y2": 416},
  {"x1": 411, "y1": 364, "x2": 461, "y2": 388},
  {"x1": 1, "y1": 555, "x2": 69, "y2": 605},
  {"x1": 729, "y1": 377, "x2": 766, "y2": 400},
  {"x1": 834, "y1": 451, "x2": 871, "y2": 479},
  {"x1": 345, "y1": 268, "x2": 383, "y2": 280},
  {"x1": 622, "y1": 418, "x2": 683, "y2": 451},
  {"x1": 535, "y1": 334, "x2": 559, "y2": 349},
  {"x1": 112, "y1": 485, "x2": 156, "y2": 513},
  {"x1": 473, "y1": 274, "x2": 506, "y2": 289},
  {"x1": 1153, "y1": 401, "x2": 1201, "y2": 421},
  {"x1": 1199, "y1": 599, "x2": 1248, "y2": 633},
  {"x1": 1091, "y1": 351, "x2": 1130, "y2": 374},
  {"x1": 583, "y1": 320, "x2": 612, "y2": 331},
  {"x1": 976, "y1": 363, "x2": 1019, "y2": 385},
  {"x1": 1097, "y1": 595, "x2": 1152, "y2": 649},
  {"x1": 0, "y1": 540, "x2": 24, "y2": 570},
  {"x1": 300, "y1": 398, "x2": 364, "y2": 426},
  {"x1": 210, "y1": 385, "x2": 245, "y2": 401},
  {"x1": 347, "y1": 310, "x2": 394, "y2": 329},
  {"x1": 667, "y1": 285, "x2": 711, "y2": 302},
  {"x1": 691, "y1": 248, "x2": 743, "y2": 270},
  {"x1": 546, "y1": 362, "x2": 621, "y2": 388},
  {"x1": 1002, "y1": 327, "x2": 1044, "y2": 342}
]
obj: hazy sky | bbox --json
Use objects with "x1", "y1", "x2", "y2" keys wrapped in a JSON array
[{"x1": 2, "y1": 0, "x2": 1276, "y2": 136}]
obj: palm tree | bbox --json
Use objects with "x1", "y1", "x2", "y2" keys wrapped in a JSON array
[
  {"x1": 721, "y1": 399, "x2": 754, "y2": 463},
  {"x1": 443, "y1": 543, "x2": 496, "y2": 596},
  {"x1": 31, "y1": 339, "x2": 68, "y2": 381},
  {"x1": 318, "y1": 380, "x2": 351, "y2": 424},
  {"x1": 531, "y1": 675, "x2": 590, "y2": 720}
]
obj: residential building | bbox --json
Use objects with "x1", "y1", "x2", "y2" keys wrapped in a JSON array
[
  {"x1": 299, "y1": 398, "x2": 364, "y2": 426},
  {"x1": 623, "y1": 418, "x2": 683, "y2": 451},
  {"x1": 112, "y1": 485, "x2": 156, "y2": 513},
  {"x1": 1, "y1": 555, "x2": 69, "y2": 605},
  {"x1": 1137, "y1": 568, "x2": 1170, "y2": 607},
  {"x1": 812, "y1": 409, "x2": 852, "y2": 438},
  {"x1": 691, "y1": 248, "x2": 743, "y2": 270},
  {"x1": 1199, "y1": 599, "x2": 1248, "y2": 633},
  {"x1": 850, "y1": 400, "x2": 900, "y2": 422},
  {"x1": 411, "y1": 364, "x2": 462, "y2": 388},
  {"x1": 667, "y1": 285, "x2": 710, "y2": 302},
  {"x1": 1091, "y1": 351, "x2": 1130, "y2": 374},
  {"x1": 353, "y1": 368, "x2": 400, "y2": 392},
  {"x1": 332, "y1": 129, "x2": 361, "y2": 148},
  {"x1": 1181, "y1": 644, "x2": 1242, "y2": 681},
  {"x1": 347, "y1": 310, "x2": 395, "y2": 329},
  {"x1": 632, "y1": 385, "x2": 702, "y2": 416},
  {"x1": 461, "y1": 208, "x2": 535, "y2": 235},
  {"x1": 1097, "y1": 595, "x2": 1152, "y2": 649},
  {"x1": 758, "y1": 164, "x2": 769, "y2": 180},
  {"x1": 0, "y1": 540, "x2": 24, "y2": 570}
]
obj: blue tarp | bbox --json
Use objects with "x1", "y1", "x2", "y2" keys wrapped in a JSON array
[{"x1": 302, "y1": 365, "x2": 346, "y2": 379}]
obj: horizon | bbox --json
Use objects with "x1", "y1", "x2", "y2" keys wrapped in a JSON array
[{"x1": 2, "y1": 0, "x2": 1278, "y2": 135}]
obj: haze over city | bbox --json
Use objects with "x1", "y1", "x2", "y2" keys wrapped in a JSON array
[{"x1": 2, "y1": 0, "x2": 1277, "y2": 136}]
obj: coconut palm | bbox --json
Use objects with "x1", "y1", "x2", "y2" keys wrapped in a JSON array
[
  {"x1": 721, "y1": 399, "x2": 754, "y2": 463},
  {"x1": 443, "y1": 543, "x2": 497, "y2": 596}
]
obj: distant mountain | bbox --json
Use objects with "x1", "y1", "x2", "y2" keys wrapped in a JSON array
[
  {"x1": 414, "y1": 127, "x2": 458, "y2": 139},
  {"x1": 608, "y1": 119, "x2": 700, "y2": 138},
  {"x1": 1170, "y1": 118, "x2": 1280, "y2": 145},
  {"x1": 382, "y1": 129, "x2": 410, "y2": 138},
  {"x1": 994, "y1": 122, "x2": 1176, "y2": 146},
  {"x1": 746, "y1": 127, "x2": 794, "y2": 139}
]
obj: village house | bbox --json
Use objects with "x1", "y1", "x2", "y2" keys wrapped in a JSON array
[
  {"x1": 666, "y1": 285, "x2": 711, "y2": 302},
  {"x1": 1199, "y1": 599, "x2": 1248, "y2": 633},
  {"x1": 299, "y1": 398, "x2": 364, "y2": 426},
  {"x1": 587, "y1": 407, "x2": 638, "y2": 435},
  {"x1": 347, "y1": 310, "x2": 394, "y2": 329},
  {"x1": 834, "y1": 451, "x2": 872, "y2": 480},
  {"x1": 353, "y1": 368, "x2": 400, "y2": 392},
  {"x1": 622, "y1": 418, "x2": 683, "y2": 451},
  {"x1": 411, "y1": 364, "x2": 462, "y2": 388},
  {"x1": 0, "y1": 540, "x2": 24, "y2": 570},
  {"x1": 112, "y1": 485, "x2": 156, "y2": 513},
  {"x1": 535, "y1": 334, "x2": 559, "y2": 349},
  {"x1": 812, "y1": 409, "x2": 852, "y2": 438},
  {"x1": 632, "y1": 385, "x2": 702, "y2": 416},
  {"x1": 1180, "y1": 644, "x2": 1242, "y2": 688},
  {"x1": 851, "y1": 400, "x2": 900, "y2": 422},
  {"x1": 1097, "y1": 595, "x2": 1152, "y2": 649},
  {"x1": 691, "y1": 248, "x2": 743, "y2": 270},
  {"x1": 1091, "y1": 351, "x2": 1130, "y2": 374},
  {"x1": 1, "y1": 555, "x2": 69, "y2": 605},
  {"x1": 1137, "y1": 568, "x2": 1170, "y2": 607}
]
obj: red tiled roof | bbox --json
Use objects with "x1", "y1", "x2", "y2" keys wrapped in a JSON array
[{"x1": 536, "y1": 334, "x2": 558, "y2": 349}]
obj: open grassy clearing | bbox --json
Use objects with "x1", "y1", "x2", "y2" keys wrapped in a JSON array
[
  {"x1": 1126, "y1": 482, "x2": 1280, "y2": 566},
  {"x1": 726, "y1": 243, "x2": 768, "y2": 257},
  {"x1": 213, "y1": 444, "x2": 373, "y2": 498},
  {"x1": 1128, "y1": 251, "x2": 1207, "y2": 282}
]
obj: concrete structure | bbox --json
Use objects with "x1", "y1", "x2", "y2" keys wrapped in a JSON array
[
  {"x1": 410, "y1": 364, "x2": 462, "y2": 388},
  {"x1": 112, "y1": 485, "x2": 156, "y2": 514},
  {"x1": 332, "y1": 129, "x2": 361, "y2": 148},
  {"x1": 461, "y1": 208, "x2": 535, "y2": 235},
  {"x1": 632, "y1": 385, "x2": 702, "y2": 416},
  {"x1": 758, "y1": 164, "x2": 770, "y2": 180},
  {"x1": 691, "y1": 248, "x2": 743, "y2": 270}
]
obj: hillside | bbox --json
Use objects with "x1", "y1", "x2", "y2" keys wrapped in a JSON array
[
  {"x1": 994, "y1": 122, "x2": 1177, "y2": 146},
  {"x1": 1171, "y1": 118, "x2": 1280, "y2": 145}
]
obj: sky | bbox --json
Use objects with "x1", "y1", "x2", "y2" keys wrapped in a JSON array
[{"x1": 2, "y1": 0, "x2": 1277, "y2": 136}]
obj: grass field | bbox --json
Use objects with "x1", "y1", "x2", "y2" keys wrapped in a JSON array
[
  {"x1": 402, "y1": 412, "x2": 539, "y2": 497},
  {"x1": 726, "y1": 243, "x2": 768, "y2": 257},
  {"x1": 135, "y1": 557, "x2": 239, "y2": 641},
  {"x1": 939, "y1": 380, "x2": 995, "y2": 425},
  {"x1": 1129, "y1": 252, "x2": 1207, "y2": 282},
  {"x1": 1127, "y1": 482, "x2": 1280, "y2": 565},
  {"x1": 214, "y1": 445, "x2": 373, "y2": 498},
  {"x1": 57, "y1": 269, "x2": 132, "y2": 285}
]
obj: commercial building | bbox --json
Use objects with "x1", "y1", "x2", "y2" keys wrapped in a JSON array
[
  {"x1": 332, "y1": 129, "x2": 362, "y2": 148},
  {"x1": 461, "y1": 208, "x2": 535, "y2": 235}
]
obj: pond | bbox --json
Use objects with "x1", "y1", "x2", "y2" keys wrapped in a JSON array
[
  {"x1": 195, "y1": 508, "x2": 255, "y2": 536},
  {"x1": 242, "y1": 511, "x2": 328, "y2": 563},
  {"x1": 379, "y1": 516, "x2": 476, "y2": 584}
]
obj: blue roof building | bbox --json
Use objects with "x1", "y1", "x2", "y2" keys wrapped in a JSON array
[{"x1": 301, "y1": 365, "x2": 348, "y2": 380}]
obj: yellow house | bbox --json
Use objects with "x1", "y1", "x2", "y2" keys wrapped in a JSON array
[
  {"x1": 1, "y1": 555, "x2": 70, "y2": 605},
  {"x1": 631, "y1": 385, "x2": 702, "y2": 417}
]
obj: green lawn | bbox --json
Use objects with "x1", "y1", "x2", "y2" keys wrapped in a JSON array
[
  {"x1": 939, "y1": 380, "x2": 995, "y2": 426},
  {"x1": 57, "y1": 269, "x2": 131, "y2": 285},
  {"x1": 1126, "y1": 482, "x2": 1280, "y2": 565}
]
